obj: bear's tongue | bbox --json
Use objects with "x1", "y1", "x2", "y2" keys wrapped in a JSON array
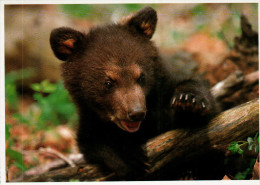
[{"x1": 120, "y1": 121, "x2": 141, "y2": 133}]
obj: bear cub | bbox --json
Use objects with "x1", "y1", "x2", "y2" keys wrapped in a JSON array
[{"x1": 50, "y1": 7, "x2": 221, "y2": 180}]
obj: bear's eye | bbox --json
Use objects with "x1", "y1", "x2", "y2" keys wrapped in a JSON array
[
  {"x1": 105, "y1": 81, "x2": 113, "y2": 90},
  {"x1": 137, "y1": 73, "x2": 145, "y2": 85}
]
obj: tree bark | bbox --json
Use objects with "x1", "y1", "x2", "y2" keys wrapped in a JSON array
[
  {"x1": 143, "y1": 99, "x2": 259, "y2": 174},
  {"x1": 17, "y1": 98, "x2": 259, "y2": 182}
]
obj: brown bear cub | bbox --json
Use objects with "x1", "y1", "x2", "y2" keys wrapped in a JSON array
[{"x1": 50, "y1": 7, "x2": 222, "y2": 180}]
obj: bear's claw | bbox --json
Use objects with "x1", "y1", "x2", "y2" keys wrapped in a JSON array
[{"x1": 171, "y1": 93, "x2": 208, "y2": 114}]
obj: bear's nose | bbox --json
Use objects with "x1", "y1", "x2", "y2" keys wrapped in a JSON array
[{"x1": 128, "y1": 109, "x2": 146, "y2": 122}]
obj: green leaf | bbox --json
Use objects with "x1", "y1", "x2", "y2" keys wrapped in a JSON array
[
  {"x1": 42, "y1": 80, "x2": 57, "y2": 93},
  {"x1": 31, "y1": 81, "x2": 77, "y2": 127},
  {"x1": 5, "y1": 69, "x2": 34, "y2": 110},
  {"x1": 228, "y1": 142, "x2": 244, "y2": 154},
  {"x1": 5, "y1": 124, "x2": 11, "y2": 140},
  {"x1": 31, "y1": 80, "x2": 57, "y2": 93},
  {"x1": 6, "y1": 148, "x2": 27, "y2": 171},
  {"x1": 247, "y1": 137, "x2": 253, "y2": 144},
  {"x1": 31, "y1": 83, "x2": 41, "y2": 92},
  {"x1": 248, "y1": 144, "x2": 253, "y2": 151},
  {"x1": 235, "y1": 167, "x2": 251, "y2": 180},
  {"x1": 254, "y1": 132, "x2": 259, "y2": 141},
  {"x1": 14, "y1": 161, "x2": 27, "y2": 171},
  {"x1": 247, "y1": 137, "x2": 254, "y2": 150},
  {"x1": 13, "y1": 113, "x2": 29, "y2": 124},
  {"x1": 237, "y1": 147, "x2": 244, "y2": 154},
  {"x1": 5, "y1": 83, "x2": 18, "y2": 110},
  {"x1": 5, "y1": 124, "x2": 14, "y2": 146}
]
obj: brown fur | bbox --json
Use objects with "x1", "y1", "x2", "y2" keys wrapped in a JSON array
[{"x1": 50, "y1": 7, "x2": 223, "y2": 180}]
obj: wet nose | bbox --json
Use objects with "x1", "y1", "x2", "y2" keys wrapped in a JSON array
[{"x1": 128, "y1": 109, "x2": 146, "y2": 121}]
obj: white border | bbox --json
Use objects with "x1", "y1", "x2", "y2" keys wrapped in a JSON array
[
  {"x1": 1, "y1": 1, "x2": 259, "y2": 185},
  {"x1": 0, "y1": 1, "x2": 5, "y2": 184},
  {"x1": 1, "y1": 0, "x2": 259, "y2": 4}
]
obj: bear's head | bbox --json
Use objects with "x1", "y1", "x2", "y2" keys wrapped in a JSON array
[{"x1": 50, "y1": 7, "x2": 159, "y2": 133}]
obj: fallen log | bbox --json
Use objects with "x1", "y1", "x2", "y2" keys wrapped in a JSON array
[
  {"x1": 17, "y1": 98, "x2": 259, "y2": 182},
  {"x1": 143, "y1": 99, "x2": 259, "y2": 174}
]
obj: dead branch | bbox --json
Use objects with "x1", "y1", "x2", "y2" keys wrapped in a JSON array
[
  {"x1": 244, "y1": 71, "x2": 259, "y2": 87},
  {"x1": 211, "y1": 70, "x2": 259, "y2": 100},
  {"x1": 39, "y1": 147, "x2": 76, "y2": 167},
  {"x1": 20, "y1": 164, "x2": 116, "y2": 182},
  {"x1": 16, "y1": 98, "x2": 259, "y2": 182},
  {"x1": 13, "y1": 154, "x2": 84, "y2": 182},
  {"x1": 211, "y1": 70, "x2": 244, "y2": 99}
]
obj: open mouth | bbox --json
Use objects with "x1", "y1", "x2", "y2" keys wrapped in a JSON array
[{"x1": 120, "y1": 120, "x2": 141, "y2": 133}]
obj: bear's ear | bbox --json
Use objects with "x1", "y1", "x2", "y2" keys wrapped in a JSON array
[
  {"x1": 50, "y1": 27, "x2": 86, "y2": 61},
  {"x1": 120, "y1": 6, "x2": 157, "y2": 39}
]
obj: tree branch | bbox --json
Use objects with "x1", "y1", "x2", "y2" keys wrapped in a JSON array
[
  {"x1": 211, "y1": 70, "x2": 258, "y2": 100},
  {"x1": 143, "y1": 99, "x2": 259, "y2": 174}
]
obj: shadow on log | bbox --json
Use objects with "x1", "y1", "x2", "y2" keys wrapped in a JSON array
[{"x1": 17, "y1": 99, "x2": 259, "y2": 182}]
